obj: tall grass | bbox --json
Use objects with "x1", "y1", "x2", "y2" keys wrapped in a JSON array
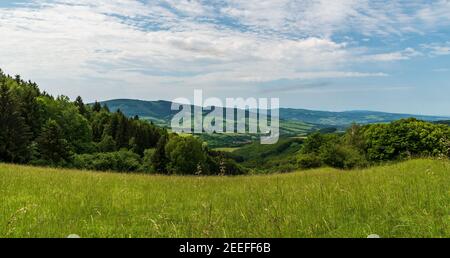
[{"x1": 1, "y1": 159, "x2": 449, "y2": 238}]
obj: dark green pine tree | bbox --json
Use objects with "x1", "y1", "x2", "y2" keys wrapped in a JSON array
[
  {"x1": 152, "y1": 134, "x2": 168, "y2": 173},
  {"x1": 14, "y1": 74, "x2": 21, "y2": 85},
  {"x1": 91, "y1": 112, "x2": 110, "y2": 142},
  {"x1": 92, "y1": 101, "x2": 102, "y2": 112},
  {"x1": 20, "y1": 83, "x2": 42, "y2": 138},
  {"x1": 115, "y1": 112, "x2": 129, "y2": 149},
  {"x1": 107, "y1": 112, "x2": 120, "y2": 141},
  {"x1": 36, "y1": 119, "x2": 70, "y2": 164},
  {"x1": 0, "y1": 81, "x2": 31, "y2": 163},
  {"x1": 102, "y1": 104, "x2": 110, "y2": 112},
  {"x1": 131, "y1": 124, "x2": 148, "y2": 155},
  {"x1": 74, "y1": 96, "x2": 87, "y2": 116}
]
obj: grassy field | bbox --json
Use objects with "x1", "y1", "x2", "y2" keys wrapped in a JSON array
[
  {"x1": 1, "y1": 159, "x2": 450, "y2": 238},
  {"x1": 213, "y1": 147, "x2": 241, "y2": 152}
]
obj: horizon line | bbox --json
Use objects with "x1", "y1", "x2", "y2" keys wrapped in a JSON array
[{"x1": 94, "y1": 98, "x2": 450, "y2": 118}]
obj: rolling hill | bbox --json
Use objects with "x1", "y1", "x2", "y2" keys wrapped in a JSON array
[
  {"x1": 99, "y1": 99, "x2": 177, "y2": 126},
  {"x1": 436, "y1": 120, "x2": 450, "y2": 126},
  {"x1": 99, "y1": 99, "x2": 449, "y2": 148},
  {"x1": 99, "y1": 99, "x2": 321, "y2": 147},
  {"x1": 100, "y1": 99, "x2": 449, "y2": 127}
]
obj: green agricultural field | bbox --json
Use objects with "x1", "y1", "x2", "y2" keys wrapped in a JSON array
[
  {"x1": 1, "y1": 159, "x2": 450, "y2": 238},
  {"x1": 213, "y1": 147, "x2": 241, "y2": 152}
]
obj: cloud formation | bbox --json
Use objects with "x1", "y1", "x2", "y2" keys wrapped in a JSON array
[
  {"x1": 422, "y1": 42, "x2": 450, "y2": 56},
  {"x1": 0, "y1": 0, "x2": 448, "y2": 102}
]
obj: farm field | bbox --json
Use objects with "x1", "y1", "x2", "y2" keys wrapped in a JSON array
[{"x1": 1, "y1": 159, "x2": 450, "y2": 238}]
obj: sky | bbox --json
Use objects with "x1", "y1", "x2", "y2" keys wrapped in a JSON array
[{"x1": 0, "y1": 0, "x2": 449, "y2": 116}]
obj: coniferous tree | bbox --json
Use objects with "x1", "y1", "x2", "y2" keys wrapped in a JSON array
[
  {"x1": 152, "y1": 134, "x2": 168, "y2": 173},
  {"x1": 107, "y1": 112, "x2": 120, "y2": 141},
  {"x1": 74, "y1": 96, "x2": 87, "y2": 116},
  {"x1": 0, "y1": 80, "x2": 31, "y2": 163},
  {"x1": 19, "y1": 83, "x2": 42, "y2": 138},
  {"x1": 14, "y1": 74, "x2": 21, "y2": 85},
  {"x1": 92, "y1": 101, "x2": 101, "y2": 112},
  {"x1": 102, "y1": 104, "x2": 110, "y2": 112},
  {"x1": 115, "y1": 111, "x2": 129, "y2": 149},
  {"x1": 36, "y1": 119, "x2": 70, "y2": 164}
]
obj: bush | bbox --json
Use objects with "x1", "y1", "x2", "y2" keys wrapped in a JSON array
[
  {"x1": 298, "y1": 154, "x2": 322, "y2": 169},
  {"x1": 205, "y1": 150, "x2": 247, "y2": 175},
  {"x1": 165, "y1": 136, "x2": 206, "y2": 175},
  {"x1": 217, "y1": 157, "x2": 247, "y2": 175},
  {"x1": 300, "y1": 133, "x2": 325, "y2": 154},
  {"x1": 319, "y1": 144, "x2": 366, "y2": 169},
  {"x1": 72, "y1": 150, "x2": 141, "y2": 172}
]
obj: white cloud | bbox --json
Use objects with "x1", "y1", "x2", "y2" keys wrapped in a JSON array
[
  {"x1": 422, "y1": 42, "x2": 450, "y2": 56},
  {"x1": 416, "y1": 0, "x2": 450, "y2": 26},
  {"x1": 0, "y1": 0, "x2": 446, "y2": 101},
  {"x1": 164, "y1": 0, "x2": 213, "y2": 17},
  {"x1": 362, "y1": 48, "x2": 422, "y2": 62},
  {"x1": 0, "y1": 2, "x2": 355, "y2": 81},
  {"x1": 219, "y1": 0, "x2": 450, "y2": 37}
]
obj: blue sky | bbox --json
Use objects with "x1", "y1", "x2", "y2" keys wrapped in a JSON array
[{"x1": 0, "y1": 0, "x2": 449, "y2": 115}]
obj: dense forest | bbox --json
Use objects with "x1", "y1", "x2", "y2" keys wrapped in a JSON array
[{"x1": 0, "y1": 69, "x2": 244, "y2": 175}]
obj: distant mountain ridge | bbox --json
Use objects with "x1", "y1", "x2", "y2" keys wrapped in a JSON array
[
  {"x1": 100, "y1": 99, "x2": 449, "y2": 127},
  {"x1": 99, "y1": 99, "x2": 177, "y2": 126},
  {"x1": 279, "y1": 108, "x2": 449, "y2": 126}
]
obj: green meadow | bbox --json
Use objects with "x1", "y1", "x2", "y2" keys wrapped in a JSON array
[{"x1": 1, "y1": 159, "x2": 449, "y2": 238}]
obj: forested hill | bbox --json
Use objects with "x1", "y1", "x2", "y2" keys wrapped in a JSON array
[
  {"x1": 279, "y1": 109, "x2": 449, "y2": 126},
  {"x1": 436, "y1": 120, "x2": 450, "y2": 126},
  {"x1": 98, "y1": 99, "x2": 177, "y2": 126},
  {"x1": 100, "y1": 99, "x2": 449, "y2": 127},
  {"x1": 0, "y1": 69, "x2": 244, "y2": 175}
]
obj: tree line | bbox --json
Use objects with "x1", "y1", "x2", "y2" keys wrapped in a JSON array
[
  {"x1": 2, "y1": 69, "x2": 448, "y2": 175},
  {"x1": 298, "y1": 119, "x2": 450, "y2": 169},
  {"x1": 0, "y1": 69, "x2": 244, "y2": 175}
]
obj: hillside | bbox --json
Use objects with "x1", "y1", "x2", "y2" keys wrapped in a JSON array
[
  {"x1": 280, "y1": 109, "x2": 449, "y2": 126},
  {"x1": 100, "y1": 99, "x2": 449, "y2": 148},
  {"x1": 1, "y1": 159, "x2": 449, "y2": 238},
  {"x1": 230, "y1": 137, "x2": 304, "y2": 173},
  {"x1": 98, "y1": 99, "x2": 177, "y2": 126},
  {"x1": 101, "y1": 99, "x2": 449, "y2": 127},
  {"x1": 99, "y1": 99, "x2": 321, "y2": 147},
  {"x1": 436, "y1": 120, "x2": 450, "y2": 126}
]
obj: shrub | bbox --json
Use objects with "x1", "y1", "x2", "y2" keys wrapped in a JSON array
[
  {"x1": 319, "y1": 144, "x2": 366, "y2": 169},
  {"x1": 300, "y1": 132, "x2": 325, "y2": 154},
  {"x1": 298, "y1": 154, "x2": 322, "y2": 169},
  {"x1": 165, "y1": 136, "x2": 206, "y2": 175},
  {"x1": 72, "y1": 150, "x2": 141, "y2": 172},
  {"x1": 217, "y1": 157, "x2": 247, "y2": 175}
]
